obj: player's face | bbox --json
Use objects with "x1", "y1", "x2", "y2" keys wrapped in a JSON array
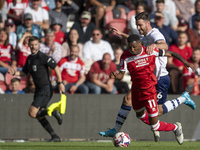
[
  {"x1": 136, "y1": 19, "x2": 149, "y2": 36},
  {"x1": 128, "y1": 41, "x2": 142, "y2": 54},
  {"x1": 29, "y1": 40, "x2": 40, "y2": 54},
  {"x1": 70, "y1": 47, "x2": 79, "y2": 60}
]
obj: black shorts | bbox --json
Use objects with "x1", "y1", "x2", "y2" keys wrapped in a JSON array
[{"x1": 32, "y1": 85, "x2": 53, "y2": 108}]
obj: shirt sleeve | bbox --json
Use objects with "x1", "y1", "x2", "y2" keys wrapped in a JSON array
[
  {"x1": 41, "y1": 53, "x2": 57, "y2": 69},
  {"x1": 152, "y1": 48, "x2": 165, "y2": 57},
  {"x1": 119, "y1": 54, "x2": 127, "y2": 71}
]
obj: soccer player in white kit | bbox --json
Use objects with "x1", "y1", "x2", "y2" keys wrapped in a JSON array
[{"x1": 99, "y1": 12, "x2": 196, "y2": 143}]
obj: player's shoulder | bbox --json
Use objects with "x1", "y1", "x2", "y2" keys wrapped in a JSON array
[
  {"x1": 121, "y1": 50, "x2": 131, "y2": 58},
  {"x1": 149, "y1": 28, "x2": 165, "y2": 39}
]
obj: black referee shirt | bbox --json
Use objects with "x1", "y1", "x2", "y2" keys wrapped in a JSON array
[{"x1": 22, "y1": 51, "x2": 57, "y2": 89}]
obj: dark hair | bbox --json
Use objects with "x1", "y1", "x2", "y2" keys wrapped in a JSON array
[
  {"x1": 195, "y1": 0, "x2": 200, "y2": 12},
  {"x1": 0, "y1": 28, "x2": 10, "y2": 46},
  {"x1": 127, "y1": 34, "x2": 140, "y2": 43},
  {"x1": 70, "y1": 45, "x2": 80, "y2": 51},
  {"x1": 156, "y1": 0, "x2": 165, "y2": 4},
  {"x1": 135, "y1": 12, "x2": 150, "y2": 21},
  {"x1": 193, "y1": 47, "x2": 200, "y2": 52},
  {"x1": 177, "y1": 31, "x2": 188, "y2": 37},
  {"x1": 28, "y1": 36, "x2": 39, "y2": 43},
  {"x1": 136, "y1": 2, "x2": 147, "y2": 10},
  {"x1": 11, "y1": 78, "x2": 20, "y2": 83}
]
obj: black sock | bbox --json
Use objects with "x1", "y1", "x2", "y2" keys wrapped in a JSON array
[
  {"x1": 38, "y1": 117, "x2": 58, "y2": 138},
  {"x1": 36, "y1": 109, "x2": 48, "y2": 118}
]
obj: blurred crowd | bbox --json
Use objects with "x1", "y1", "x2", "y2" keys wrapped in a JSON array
[{"x1": 0, "y1": 0, "x2": 200, "y2": 95}]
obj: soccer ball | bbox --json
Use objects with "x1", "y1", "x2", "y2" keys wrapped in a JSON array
[{"x1": 113, "y1": 132, "x2": 130, "y2": 147}]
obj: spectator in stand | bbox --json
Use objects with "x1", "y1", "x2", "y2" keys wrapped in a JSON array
[
  {"x1": 16, "y1": 13, "x2": 44, "y2": 41},
  {"x1": 152, "y1": 0, "x2": 178, "y2": 29},
  {"x1": 23, "y1": 74, "x2": 35, "y2": 93},
  {"x1": 0, "y1": 28, "x2": 16, "y2": 74},
  {"x1": 151, "y1": 11, "x2": 178, "y2": 47},
  {"x1": 83, "y1": 28, "x2": 114, "y2": 62},
  {"x1": 82, "y1": 28, "x2": 114, "y2": 73},
  {"x1": 71, "y1": 11, "x2": 96, "y2": 44},
  {"x1": 16, "y1": 31, "x2": 31, "y2": 68},
  {"x1": 49, "y1": 0, "x2": 79, "y2": 34},
  {"x1": 189, "y1": 0, "x2": 200, "y2": 29},
  {"x1": 0, "y1": 0, "x2": 8, "y2": 28},
  {"x1": 150, "y1": 0, "x2": 178, "y2": 31},
  {"x1": 40, "y1": 29, "x2": 62, "y2": 63},
  {"x1": 167, "y1": 31, "x2": 193, "y2": 94},
  {"x1": 187, "y1": 15, "x2": 200, "y2": 49},
  {"x1": 6, "y1": 78, "x2": 25, "y2": 94},
  {"x1": 62, "y1": 28, "x2": 83, "y2": 58},
  {"x1": 85, "y1": 53, "x2": 117, "y2": 94},
  {"x1": 7, "y1": 0, "x2": 29, "y2": 26},
  {"x1": 23, "y1": 0, "x2": 49, "y2": 30},
  {"x1": 174, "y1": 0, "x2": 194, "y2": 24},
  {"x1": 116, "y1": 0, "x2": 135, "y2": 13},
  {"x1": 112, "y1": 45, "x2": 130, "y2": 93},
  {"x1": 50, "y1": 18, "x2": 65, "y2": 44},
  {"x1": 57, "y1": 45, "x2": 88, "y2": 94},
  {"x1": 183, "y1": 48, "x2": 200, "y2": 93},
  {"x1": 89, "y1": 0, "x2": 116, "y2": 28},
  {"x1": 5, "y1": 19, "x2": 17, "y2": 50}
]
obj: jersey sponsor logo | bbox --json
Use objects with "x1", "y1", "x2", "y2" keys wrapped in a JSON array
[
  {"x1": 32, "y1": 65, "x2": 37, "y2": 71},
  {"x1": 135, "y1": 57, "x2": 149, "y2": 68}
]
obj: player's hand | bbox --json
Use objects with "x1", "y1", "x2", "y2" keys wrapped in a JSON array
[
  {"x1": 185, "y1": 62, "x2": 196, "y2": 73},
  {"x1": 146, "y1": 44, "x2": 156, "y2": 55},
  {"x1": 110, "y1": 27, "x2": 123, "y2": 37}
]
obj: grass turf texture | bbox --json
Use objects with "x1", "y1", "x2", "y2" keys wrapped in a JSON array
[{"x1": 0, "y1": 141, "x2": 200, "y2": 150}]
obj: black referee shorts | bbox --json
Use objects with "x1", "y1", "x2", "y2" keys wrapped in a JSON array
[{"x1": 32, "y1": 85, "x2": 53, "y2": 108}]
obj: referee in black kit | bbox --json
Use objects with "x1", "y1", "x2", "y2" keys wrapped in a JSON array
[{"x1": 8, "y1": 36, "x2": 65, "y2": 142}]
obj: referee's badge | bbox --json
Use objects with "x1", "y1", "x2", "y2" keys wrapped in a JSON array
[{"x1": 32, "y1": 65, "x2": 37, "y2": 71}]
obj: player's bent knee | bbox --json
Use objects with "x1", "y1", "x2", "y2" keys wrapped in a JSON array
[{"x1": 28, "y1": 111, "x2": 37, "y2": 118}]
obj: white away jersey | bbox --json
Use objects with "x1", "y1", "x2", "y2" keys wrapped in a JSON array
[{"x1": 140, "y1": 28, "x2": 168, "y2": 79}]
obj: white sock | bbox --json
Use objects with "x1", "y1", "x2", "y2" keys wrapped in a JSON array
[
  {"x1": 162, "y1": 97, "x2": 185, "y2": 114},
  {"x1": 114, "y1": 104, "x2": 131, "y2": 132}
]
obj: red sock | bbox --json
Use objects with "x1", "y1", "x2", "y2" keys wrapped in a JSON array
[
  {"x1": 139, "y1": 111, "x2": 149, "y2": 125},
  {"x1": 155, "y1": 121, "x2": 176, "y2": 131}
]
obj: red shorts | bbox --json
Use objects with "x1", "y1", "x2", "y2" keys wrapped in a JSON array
[{"x1": 131, "y1": 85, "x2": 158, "y2": 117}]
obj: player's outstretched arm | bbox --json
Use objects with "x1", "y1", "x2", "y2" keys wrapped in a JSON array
[
  {"x1": 110, "y1": 70, "x2": 125, "y2": 80},
  {"x1": 164, "y1": 50, "x2": 196, "y2": 72},
  {"x1": 8, "y1": 67, "x2": 26, "y2": 77},
  {"x1": 110, "y1": 27, "x2": 129, "y2": 39}
]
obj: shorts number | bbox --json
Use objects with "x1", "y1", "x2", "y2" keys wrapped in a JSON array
[
  {"x1": 157, "y1": 92, "x2": 163, "y2": 100},
  {"x1": 148, "y1": 99, "x2": 156, "y2": 108}
]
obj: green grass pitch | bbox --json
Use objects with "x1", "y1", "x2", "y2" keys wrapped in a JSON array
[{"x1": 1, "y1": 141, "x2": 200, "y2": 150}]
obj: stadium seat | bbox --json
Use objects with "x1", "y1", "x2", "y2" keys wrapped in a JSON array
[
  {"x1": 104, "y1": 10, "x2": 128, "y2": 43},
  {"x1": 127, "y1": 10, "x2": 136, "y2": 21}
]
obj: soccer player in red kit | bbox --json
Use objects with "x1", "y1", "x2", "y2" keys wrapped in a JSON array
[{"x1": 110, "y1": 34, "x2": 195, "y2": 144}]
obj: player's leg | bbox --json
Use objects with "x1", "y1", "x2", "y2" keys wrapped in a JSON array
[
  {"x1": 31, "y1": 85, "x2": 62, "y2": 141},
  {"x1": 99, "y1": 90, "x2": 132, "y2": 137},
  {"x1": 157, "y1": 75, "x2": 196, "y2": 117}
]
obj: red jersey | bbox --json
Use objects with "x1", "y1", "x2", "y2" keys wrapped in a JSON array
[
  {"x1": 120, "y1": 46, "x2": 165, "y2": 89},
  {"x1": 0, "y1": 44, "x2": 13, "y2": 64},
  {"x1": 54, "y1": 30, "x2": 65, "y2": 44},
  {"x1": 169, "y1": 44, "x2": 192, "y2": 67},
  {"x1": 87, "y1": 60, "x2": 117, "y2": 83},
  {"x1": 17, "y1": 43, "x2": 31, "y2": 67},
  {"x1": 58, "y1": 56, "x2": 85, "y2": 83}
]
